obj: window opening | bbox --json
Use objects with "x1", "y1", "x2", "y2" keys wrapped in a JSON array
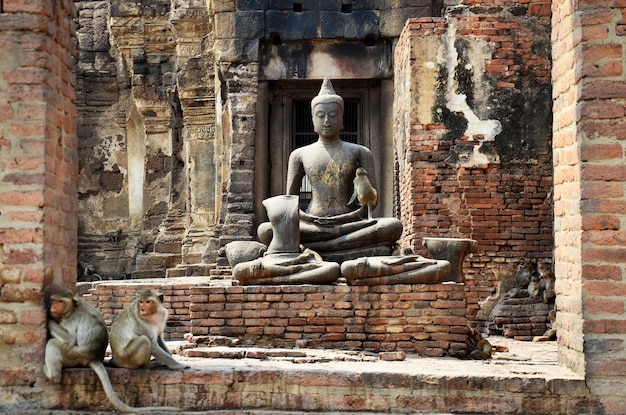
[{"x1": 292, "y1": 99, "x2": 360, "y2": 210}]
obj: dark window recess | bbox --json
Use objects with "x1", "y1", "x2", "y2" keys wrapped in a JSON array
[
  {"x1": 293, "y1": 2, "x2": 303, "y2": 12},
  {"x1": 292, "y1": 99, "x2": 360, "y2": 209},
  {"x1": 341, "y1": 3, "x2": 352, "y2": 13}
]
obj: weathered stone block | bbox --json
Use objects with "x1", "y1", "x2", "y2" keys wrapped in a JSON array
[
  {"x1": 214, "y1": 39, "x2": 259, "y2": 62},
  {"x1": 303, "y1": 11, "x2": 345, "y2": 39},
  {"x1": 265, "y1": 10, "x2": 305, "y2": 40},
  {"x1": 237, "y1": 0, "x2": 268, "y2": 10},
  {"x1": 344, "y1": 9, "x2": 380, "y2": 39}
]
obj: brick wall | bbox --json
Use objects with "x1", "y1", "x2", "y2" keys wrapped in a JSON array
[
  {"x1": 552, "y1": 0, "x2": 626, "y2": 412},
  {"x1": 0, "y1": 0, "x2": 77, "y2": 407},
  {"x1": 191, "y1": 284, "x2": 467, "y2": 357},
  {"x1": 85, "y1": 281, "x2": 468, "y2": 358},
  {"x1": 82, "y1": 279, "x2": 197, "y2": 339},
  {"x1": 393, "y1": 5, "x2": 553, "y2": 326}
]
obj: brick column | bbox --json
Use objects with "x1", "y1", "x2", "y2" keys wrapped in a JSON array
[
  {"x1": 0, "y1": 0, "x2": 77, "y2": 406},
  {"x1": 553, "y1": 0, "x2": 626, "y2": 411}
]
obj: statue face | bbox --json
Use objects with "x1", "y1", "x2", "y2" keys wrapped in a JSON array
[{"x1": 312, "y1": 102, "x2": 343, "y2": 139}]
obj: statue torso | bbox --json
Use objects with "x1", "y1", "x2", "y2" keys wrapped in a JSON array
[{"x1": 297, "y1": 140, "x2": 361, "y2": 217}]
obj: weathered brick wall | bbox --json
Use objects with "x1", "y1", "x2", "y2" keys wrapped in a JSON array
[
  {"x1": 190, "y1": 284, "x2": 467, "y2": 357},
  {"x1": 0, "y1": 0, "x2": 77, "y2": 408},
  {"x1": 393, "y1": 5, "x2": 553, "y2": 327},
  {"x1": 82, "y1": 279, "x2": 196, "y2": 339},
  {"x1": 85, "y1": 281, "x2": 468, "y2": 358},
  {"x1": 489, "y1": 297, "x2": 552, "y2": 340},
  {"x1": 552, "y1": 0, "x2": 626, "y2": 412},
  {"x1": 73, "y1": 0, "x2": 216, "y2": 278}
]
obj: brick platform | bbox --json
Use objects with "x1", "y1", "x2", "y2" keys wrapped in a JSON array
[
  {"x1": 489, "y1": 297, "x2": 553, "y2": 341},
  {"x1": 83, "y1": 278, "x2": 468, "y2": 358}
]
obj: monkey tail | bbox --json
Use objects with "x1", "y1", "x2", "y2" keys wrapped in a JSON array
[{"x1": 89, "y1": 361, "x2": 180, "y2": 412}]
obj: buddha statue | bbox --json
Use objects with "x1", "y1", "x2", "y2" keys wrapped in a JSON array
[
  {"x1": 239, "y1": 79, "x2": 455, "y2": 286},
  {"x1": 258, "y1": 78, "x2": 403, "y2": 264}
]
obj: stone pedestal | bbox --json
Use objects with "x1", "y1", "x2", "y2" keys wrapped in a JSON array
[{"x1": 422, "y1": 237, "x2": 477, "y2": 283}]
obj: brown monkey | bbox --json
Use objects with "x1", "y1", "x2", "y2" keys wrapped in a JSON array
[
  {"x1": 347, "y1": 167, "x2": 378, "y2": 219},
  {"x1": 466, "y1": 325, "x2": 493, "y2": 360},
  {"x1": 110, "y1": 290, "x2": 188, "y2": 370},
  {"x1": 45, "y1": 288, "x2": 179, "y2": 412}
]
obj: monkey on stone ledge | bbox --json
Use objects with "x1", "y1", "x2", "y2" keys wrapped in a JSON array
[
  {"x1": 110, "y1": 290, "x2": 189, "y2": 370},
  {"x1": 44, "y1": 286, "x2": 180, "y2": 412}
]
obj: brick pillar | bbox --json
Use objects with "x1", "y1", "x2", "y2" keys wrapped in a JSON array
[
  {"x1": 553, "y1": 0, "x2": 626, "y2": 411},
  {"x1": 551, "y1": 0, "x2": 585, "y2": 377},
  {"x1": 0, "y1": 0, "x2": 77, "y2": 406}
]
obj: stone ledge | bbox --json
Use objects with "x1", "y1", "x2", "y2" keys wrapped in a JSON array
[{"x1": 33, "y1": 338, "x2": 591, "y2": 414}]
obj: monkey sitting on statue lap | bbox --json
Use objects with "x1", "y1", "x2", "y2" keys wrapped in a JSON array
[
  {"x1": 110, "y1": 290, "x2": 189, "y2": 370},
  {"x1": 44, "y1": 286, "x2": 180, "y2": 413}
]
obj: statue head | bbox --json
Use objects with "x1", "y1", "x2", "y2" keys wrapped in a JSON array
[{"x1": 311, "y1": 78, "x2": 344, "y2": 113}]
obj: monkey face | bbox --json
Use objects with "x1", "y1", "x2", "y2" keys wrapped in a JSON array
[
  {"x1": 50, "y1": 298, "x2": 69, "y2": 321},
  {"x1": 138, "y1": 298, "x2": 157, "y2": 317}
]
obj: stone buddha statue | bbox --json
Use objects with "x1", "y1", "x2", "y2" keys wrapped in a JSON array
[
  {"x1": 235, "y1": 79, "x2": 456, "y2": 286},
  {"x1": 258, "y1": 78, "x2": 403, "y2": 264}
]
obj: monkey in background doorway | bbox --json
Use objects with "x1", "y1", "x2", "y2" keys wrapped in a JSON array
[
  {"x1": 110, "y1": 290, "x2": 188, "y2": 370},
  {"x1": 44, "y1": 286, "x2": 180, "y2": 412}
]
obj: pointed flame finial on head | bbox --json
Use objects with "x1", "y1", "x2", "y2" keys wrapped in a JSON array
[{"x1": 311, "y1": 78, "x2": 344, "y2": 112}]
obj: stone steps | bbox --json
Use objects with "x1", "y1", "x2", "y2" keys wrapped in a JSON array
[{"x1": 35, "y1": 339, "x2": 590, "y2": 414}]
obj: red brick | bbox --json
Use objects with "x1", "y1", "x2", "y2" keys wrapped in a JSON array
[
  {"x1": 3, "y1": 247, "x2": 42, "y2": 265},
  {"x1": 582, "y1": 181, "x2": 624, "y2": 199},
  {"x1": 583, "y1": 297, "x2": 625, "y2": 314},
  {"x1": 586, "y1": 357, "x2": 626, "y2": 376},
  {"x1": 582, "y1": 165, "x2": 626, "y2": 181},
  {"x1": 579, "y1": 8, "x2": 616, "y2": 25},
  {"x1": 582, "y1": 60, "x2": 622, "y2": 78},
  {"x1": 582, "y1": 81, "x2": 626, "y2": 99},
  {"x1": 581, "y1": 199, "x2": 626, "y2": 214},
  {"x1": 583, "y1": 230, "x2": 626, "y2": 246},
  {"x1": 582, "y1": 215, "x2": 621, "y2": 230},
  {"x1": 582, "y1": 44, "x2": 623, "y2": 61},
  {"x1": 581, "y1": 144, "x2": 623, "y2": 161},
  {"x1": 580, "y1": 101, "x2": 625, "y2": 119},
  {"x1": 583, "y1": 264, "x2": 623, "y2": 280},
  {"x1": 584, "y1": 280, "x2": 626, "y2": 297},
  {"x1": 581, "y1": 25, "x2": 609, "y2": 41},
  {"x1": 19, "y1": 307, "x2": 46, "y2": 325},
  {"x1": 581, "y1": 120, "x2": 626, "y2": 139}
]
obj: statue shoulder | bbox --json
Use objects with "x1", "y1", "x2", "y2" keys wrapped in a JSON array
[
  {"x1": 288, "y1": 146, "x2": 305, "y2": 161},
  {"x1": 342, "y1": 140, "x2": 372, "y2": 154}
]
